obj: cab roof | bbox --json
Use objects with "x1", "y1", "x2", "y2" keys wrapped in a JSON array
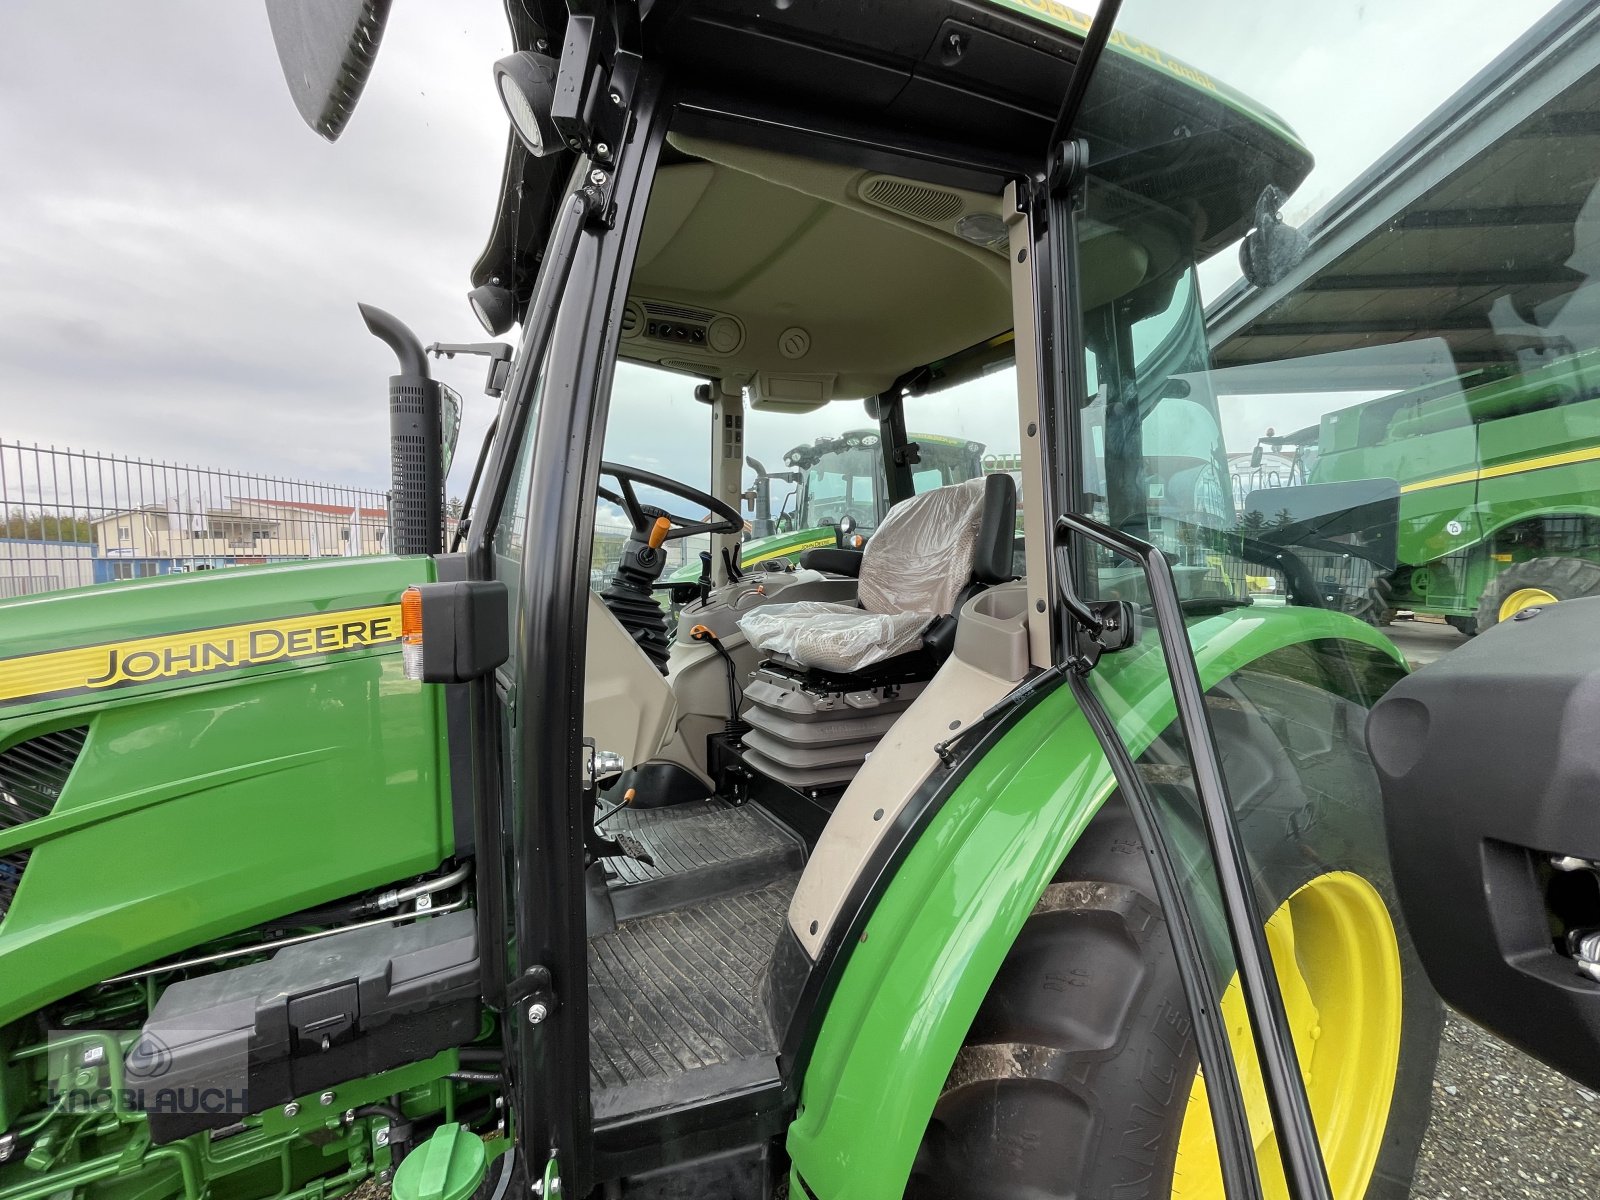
[{"x1": 474, "y1": 0, "x2": 1312, "y2": 315}]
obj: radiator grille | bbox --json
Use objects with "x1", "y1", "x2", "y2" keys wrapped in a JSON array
[{"x1": 0, "y1": 726, "x2": 87, "y2": 922}]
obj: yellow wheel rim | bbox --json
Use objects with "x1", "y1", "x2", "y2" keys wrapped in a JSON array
[
  {"x1": 1499, "y1": 587, "x2": 1559, "y2": 622},
  {"x1": 1171, "y1": 872, "x2": 1403, "y2": 1200}
]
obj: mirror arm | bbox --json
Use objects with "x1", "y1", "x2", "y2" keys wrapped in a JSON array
[{"x1": 427, "y1": 341, "x2": 516, "y2": 399}]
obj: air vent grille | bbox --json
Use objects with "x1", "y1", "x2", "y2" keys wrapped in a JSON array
[
  {"x1": 620, "y1": 303, "x2": 643, "y2": 337},
  {"x1": 660, "y1": 359, "x2": 720, "y2": 377},
  {"x1": 0, "y1": 726, "x2": 87, "y2": 922},
  {"x1": 860, "y1": 178, "x2": 965, "y2": 225},
  {"x1": 642, "y1": 301, "x2": 715, "y2": 324}
]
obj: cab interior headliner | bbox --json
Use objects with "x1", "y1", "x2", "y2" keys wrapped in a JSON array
[{"x1": 620, "y1": 135, "x2": 1014, "y2": 404}]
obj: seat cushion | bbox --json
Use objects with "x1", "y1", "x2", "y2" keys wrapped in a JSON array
[
  {"x1": 857, "y1": 477, "x2": 989, "y2": 616},
  {"x1": 738, "y1": 600, "x2": 934, "y2": 673}
]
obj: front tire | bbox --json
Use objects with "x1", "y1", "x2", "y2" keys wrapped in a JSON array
[{"x1": 908, "y1": 673, "x2": 1441, "y2": 1200}]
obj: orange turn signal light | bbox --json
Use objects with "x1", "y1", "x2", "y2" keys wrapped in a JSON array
[{"x1": 400, "y1": 586, "x2": 425, "y2": 679}]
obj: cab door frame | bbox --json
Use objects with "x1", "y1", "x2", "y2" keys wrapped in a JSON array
[{"x1": 462, "y1": 66, "x2": 670, "y2": 1195}]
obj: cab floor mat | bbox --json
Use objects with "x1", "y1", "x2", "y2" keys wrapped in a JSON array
[
  {"x1": 599, "y1": 799, "x2": 804, "y2": 920},
  {"x1": 588, "y1": 873, "x2": 797, "y2": 1122}
]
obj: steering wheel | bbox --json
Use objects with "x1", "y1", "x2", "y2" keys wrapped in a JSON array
[{"x1": 598, "y1": 462, "x2": 743, "y2": 542}]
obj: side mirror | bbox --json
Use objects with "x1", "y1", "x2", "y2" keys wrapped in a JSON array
[
  {"x1": 441, "y1": 385, "x2": 462, "y2": 476},
  {"x1": 1370, "y1": 598, "x2": 1600, "y2": 1090},
  {"x1": 266, "y1": 0, "x2": 392, "y2": 142},
  {"x1": 1250, "y1": 443, "x2": 1264, "y2": 469},
  {"x1": 1239, "y1": 185, "x2": 1309, "y2": 288}
]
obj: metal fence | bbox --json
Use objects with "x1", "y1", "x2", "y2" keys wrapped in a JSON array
[{"x1": 0, "y1": 442, "x2": 392, "y2": 599}]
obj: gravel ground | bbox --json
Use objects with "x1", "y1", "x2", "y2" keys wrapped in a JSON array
[
  {"x1": 1414, "y1": 1010, "x2": 1600, "y2": 1196},
  {"x1": 1384, "y1": 616, "x2": 1466, "y2": 669}
]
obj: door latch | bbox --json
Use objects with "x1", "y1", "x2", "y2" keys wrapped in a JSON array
[{"x1": 581, "y1": 737, "x2": 625, "y2": 789}]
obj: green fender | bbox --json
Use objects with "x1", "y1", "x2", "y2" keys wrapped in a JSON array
[{"x1": 786, "y1": 606, "x2": 1406, "y2": 1197}]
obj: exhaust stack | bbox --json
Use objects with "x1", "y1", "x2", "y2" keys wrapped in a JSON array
[{"x1": 360, "y1": 303, "x2": 444, "y2": 557}]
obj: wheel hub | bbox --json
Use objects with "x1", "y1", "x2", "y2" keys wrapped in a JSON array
[
  {"x1": 1171, "y1": 871, "x2": 1403, "y2": 1198},
  {"x1": 1499, "y1": 586, "x2": 1559, "y2": 622}
]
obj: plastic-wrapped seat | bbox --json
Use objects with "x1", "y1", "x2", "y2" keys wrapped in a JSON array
[
  {"x1": 738, "y1": 474, "x2": 1016, "y2": 673},
  {"x1": 735, "y1": 474, "x2": 1016, "y2": 791}
]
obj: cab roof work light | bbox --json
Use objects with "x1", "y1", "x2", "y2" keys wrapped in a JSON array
[{"x1": 493, "y1": 51, "x2": 561, "y2": 158}]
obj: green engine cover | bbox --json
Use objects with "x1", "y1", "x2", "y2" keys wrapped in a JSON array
[{"x1": 0, "y1": 558, "x2": 454, "y2": 1027}]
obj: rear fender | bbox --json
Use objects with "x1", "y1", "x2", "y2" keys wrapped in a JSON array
[{"x1": 786, "y1": 607, "x2": 1404, "y2": 1198}]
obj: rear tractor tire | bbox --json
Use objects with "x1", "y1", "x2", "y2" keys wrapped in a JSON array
[
  {"x1": 1475, "y1": 555, "x2": 1600, "y2": 633},
  {"x1": 908, "y1": 679, "x2": 1441, "y2": 1200}
]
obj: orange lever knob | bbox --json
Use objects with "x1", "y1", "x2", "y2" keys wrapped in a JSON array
[{"x1": 648, "y1": 516, "x2": 672, "y2": 550}]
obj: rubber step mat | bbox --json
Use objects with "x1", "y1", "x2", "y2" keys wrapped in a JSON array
[
  {"x1": 598, "y1": 800, "x2": 804, "y2": 921},
  {"x1": 588, "y1": 874, "x2": 797, "y2": 1122}
]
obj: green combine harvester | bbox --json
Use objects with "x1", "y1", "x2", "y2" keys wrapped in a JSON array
[
  {"x1": 1261, "y1": 349, "x2": 1600, "y2": 634},
  {"x1": 14, "y1": 1, "x2": 1600, "y2": 1199}
]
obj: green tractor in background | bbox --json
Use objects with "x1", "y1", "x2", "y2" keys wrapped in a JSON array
[
  {"x1": 10, "y1": 3, "x2": 1600, "y2": 1200},
  {"x1": 670, "y1": 430, "x2": 988, "y2": 581}
]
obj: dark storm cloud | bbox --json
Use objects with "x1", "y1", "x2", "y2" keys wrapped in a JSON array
[{"x1": 0, "y1": 0, "x2": 512, "y2": 488}]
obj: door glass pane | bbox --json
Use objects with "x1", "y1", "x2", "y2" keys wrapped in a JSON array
[
  {"x1": 1057, "y1": 0, "x2": 1595, "y2": 1194},
  {"x1": 491, "y1": 345, "x2": 552, "y2": 629}
]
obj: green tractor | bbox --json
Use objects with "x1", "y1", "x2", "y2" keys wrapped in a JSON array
[
  {"x1": 16, "y1": 1, "x2": 1571, "y2": 1198},
  {"x1": 667, "y1": 430, "x2": 989, "y2": 584},
  {"x1": 750, "y1": 431, "x2": 986, "y2": 552}
]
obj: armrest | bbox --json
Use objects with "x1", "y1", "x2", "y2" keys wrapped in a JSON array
[{"x1": 798, "y1": 547, "x2": 865, "y2": 577}]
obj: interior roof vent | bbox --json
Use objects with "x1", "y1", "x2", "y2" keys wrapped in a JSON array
[
  {"x1": 1, "y1": 725, "x2": 88, "y2": 923},
  {"x1": 642, "y1": 300, "x2": 715, "y2": 324},
  {"x1": 860, "y1": 177, "x2": 966, "y2": 225},
  {"x1": 659, "y1": 359, "x2": 720, "y2": 377}
]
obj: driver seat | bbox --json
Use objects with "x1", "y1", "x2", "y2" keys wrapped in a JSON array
[
  {"x1": 734, "y1": 474, "x2": 1015, "y2": 792},
  {"x1": 738, "y1": 474, "x2": 1015, "y2": 673}
]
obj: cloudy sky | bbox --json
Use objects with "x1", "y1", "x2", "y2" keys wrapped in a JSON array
[
  {"x1": 2, "y1": 0, "x2": 1560, "y2": 505},
  {"x1": 3, "y1": 1, "x2": 512, "y2": 492}
]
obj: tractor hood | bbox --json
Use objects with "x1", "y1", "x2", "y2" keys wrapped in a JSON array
[{"x1": 0, "y1": 557, "x2": 430, "y2": 719}]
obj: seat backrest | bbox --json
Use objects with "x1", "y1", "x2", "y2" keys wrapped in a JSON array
[{"x1": 857, "y1": 473, "x2": 1016, "y2": 616}]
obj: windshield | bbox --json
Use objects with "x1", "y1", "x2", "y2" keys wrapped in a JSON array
[{"x1": 801, "y1": 446, "x2": 881, "y2": 529}]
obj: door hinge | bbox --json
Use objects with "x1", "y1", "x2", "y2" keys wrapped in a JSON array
[
  {"x1": 1066, "y1": 598, "x2": 1138, "y2": 672},
  {"x1": 1045, "y1": 137, "x2": 1090, "y2": 199},
  {"x1": 508, "y1": 965, "x2": 558, "y2": 1026}
]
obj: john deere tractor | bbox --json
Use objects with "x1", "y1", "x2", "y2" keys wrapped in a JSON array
[
  {"x1": 668, "y1": 430, "x2": 988, "y2": 584},
  {"x1": 20, "y1": 1, "x2": 1577, "y2": 1198}
]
